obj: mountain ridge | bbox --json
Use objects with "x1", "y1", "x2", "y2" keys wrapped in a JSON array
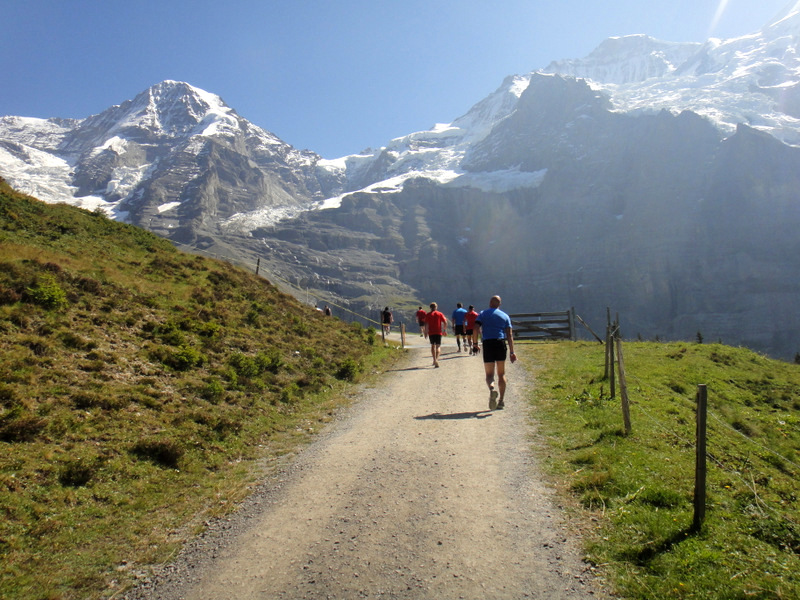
[{"x1": 3, "y1": 8, "x2": 800, "y2": 357}]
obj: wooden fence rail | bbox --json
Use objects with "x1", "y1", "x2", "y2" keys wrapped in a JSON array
[{"x1": 510, "y1": 309, "x2": 576, "y2": 341}]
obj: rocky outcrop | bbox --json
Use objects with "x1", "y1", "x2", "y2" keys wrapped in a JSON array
[{"x1": 252, "y1": 77, "x2": 800, "y2": 358}]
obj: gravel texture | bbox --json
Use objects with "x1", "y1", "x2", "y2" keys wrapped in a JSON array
[{"x1": 123, "y1": 340, "x2": 607, "y2": 599}]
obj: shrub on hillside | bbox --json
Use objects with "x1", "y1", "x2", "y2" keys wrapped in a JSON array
[
  {"x1": 25, "y1": 274, "x2": 68, "y2": 310},
  {"x1": 0, "y1": 408, "x2": 45, "y2": 442},
  {"x1": 0, "y1": 284, "x2": 22, "y2": 304},
  {"x1": 58, "y1": 459, "x2": 96, "y2": 487},
  {"x1": 130, "y1": 438, "x2": 184, "y2": 468},
  {"x1": 335, "y1": 358, "x2": 361, "y2": 382}
]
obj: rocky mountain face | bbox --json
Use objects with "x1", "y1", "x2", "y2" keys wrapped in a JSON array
[
  {"x1": 0, "y1": 81, "x2": 342, "y2": 248},
  {"x1": 254, "y1": 75, "x2": 800, "y2": 358},
  {"x1": 3, "y1": 5, "x2": 800, "y2": 357}
]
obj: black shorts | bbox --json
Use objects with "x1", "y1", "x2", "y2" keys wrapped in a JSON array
[
  {"x1": 454, "y1": 324, "x2": 466, "y2": 336},
  {"x1": 482, "y1": 338, "x2": 507, "y2": 363},
  {"x1": 418, "y1": 320, "x2": 426, "y2": 327},
  {"x1": 465, "y1": 328, "x2": 474, "y2": 336},
  {"x1": 429, "y1": 334, "x2": 442, "y2": 345}
]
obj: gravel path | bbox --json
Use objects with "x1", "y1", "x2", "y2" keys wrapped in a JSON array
[{"x1": 124, "y1": 339, "x2": 605, "y2": 599}]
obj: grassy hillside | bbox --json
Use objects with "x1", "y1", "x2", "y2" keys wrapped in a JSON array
[
  {"x1": 0, "y1": 180, "x2": 391, "y2": 598},
  {"x1": 528, "y1": 340, "x2": 800, "y2": 599}
]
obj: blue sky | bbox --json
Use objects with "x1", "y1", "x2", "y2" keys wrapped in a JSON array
[{"x1": 1, "y1": 1, "x2": 793, "y2": 158}]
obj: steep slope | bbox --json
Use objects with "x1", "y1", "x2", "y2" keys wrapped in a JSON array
[{"x1": 0, "y1": 177, "x2": 381, "y2": 598}]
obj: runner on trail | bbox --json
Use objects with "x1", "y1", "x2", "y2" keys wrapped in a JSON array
[
  {"x1": 473, "y1": 295, "x2": 516, "y2": 410},
  {"x1": 465, "y1": 304, "x2": 480, "y2": 355},
  {"x1": 425, "y1": 302, "x2": 448, "y2": 368},
  {"x1": 415, "y1": 306, "x2": 427, "y2": 337},
  {"x1": 451, "y1": 303, "x2": 468, "y2": 352},
  {"x1": 381, "y1": 307, "x2": 393, "y2": 335}
]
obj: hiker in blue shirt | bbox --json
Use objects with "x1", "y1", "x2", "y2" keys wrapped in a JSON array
[
  {"x1": 473, "y1": 295, "x2": 516, "y2": 410},
  {"x1": 451, "y1": 302, "x2": 469, "y2": 352}
]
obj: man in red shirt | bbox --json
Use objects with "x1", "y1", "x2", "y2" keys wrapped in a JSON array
[
  {"x1": 424, "y1": 302, "x2": 448, "y2": 368},
  {"x1": 465, "y1": 304, "x2": 480, "y2": 355},
  {"x1": 415, "y1": 306, "x2": 427, "y2": 337}
]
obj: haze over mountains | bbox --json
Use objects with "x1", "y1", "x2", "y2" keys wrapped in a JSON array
[{"x1": 2, "y1": 3, "x2": 800, "y2": 358}]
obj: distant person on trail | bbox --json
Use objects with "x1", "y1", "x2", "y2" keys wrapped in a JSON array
[
  {"x1": 416, "y1": 306, "x2": 427, "y2": 337},
  {"x1": 473, "y1": 295, "x2": 516, "y2": 410},
  {"x1": 451, "y1": 302, "x2": 469, "y2": 352},
  {"x1": 381, "y1": 307, "x2": 393, "y2": 335},
  {"x1": 465, "y1": 304, "x2": 480, "y2": 355},
  {"x1": 425, "y1": 302, "x2": 448, "y2": 368},
  {"x1": 324, "y1": 305, "x2": 332, "y2": 316}
]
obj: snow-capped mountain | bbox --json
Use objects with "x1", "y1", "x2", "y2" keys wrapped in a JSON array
[
  {"x1": 317, "y1": 1, "x2": 800, "y2": 201},
  {"x1": 0, "y1": 81, "x2": 340, "y2": 243},
  {"x1": 3, "y1": 3, "x2": 800, "y2": 358},
  {"x1": 3, "y1": 5, "x2": 799, "y2": 229}
]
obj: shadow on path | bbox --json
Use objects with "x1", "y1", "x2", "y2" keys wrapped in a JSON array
[
  {"x1": 385, "y1": 365, "x2": 429, "y2": 372},
  {"x1": 414, "y1": 411, "x2": 493, "y2": 420}
]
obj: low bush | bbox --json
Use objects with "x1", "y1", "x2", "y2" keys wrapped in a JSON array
[{"x1": 130, "y1": 438, "x2": 184, "y2": 468}]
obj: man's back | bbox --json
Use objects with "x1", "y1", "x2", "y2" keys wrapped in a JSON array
[{"x1": 477, "y1": 308, "x2": 511, "y2": 340}]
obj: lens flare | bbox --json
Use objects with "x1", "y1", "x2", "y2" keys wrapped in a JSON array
[{"x1": 709, "y1": 0, "x2": 730, "y2": 37}]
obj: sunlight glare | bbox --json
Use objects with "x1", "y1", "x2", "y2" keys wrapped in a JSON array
[{"x1": 708, "y1": 0, "x2": 730, "y2": 37}]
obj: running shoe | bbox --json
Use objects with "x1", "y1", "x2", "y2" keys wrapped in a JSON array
[
  {"x1": 489, "y1": 389, "x2": 498, "y2": 410},
  {"x1": 496, "y1": 400, "x2": 505, "y2": 410}
]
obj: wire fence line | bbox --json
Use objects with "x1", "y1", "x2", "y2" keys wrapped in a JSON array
[
  {"x1": 707, "y1": 410, "x2": 800, "y2": 473},
  {"x1": 609, "y1": 342, "x2": 798, "y2": 530},
  {"x1": 627, "y1": 371, "x2": 798, "y2": 462},
  {"x1": 168, "y1": 238, "x2": 383, "y2": 328}
]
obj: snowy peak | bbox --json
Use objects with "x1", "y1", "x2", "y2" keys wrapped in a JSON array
[
  {"x1": 543, "y1": 35, "x2": 702, "y2": 85},
  {"x1": 769, "y1": 0, "x2": 800, "y2": 27},
  {"x1": 536, "y1": 6, "x2": 800, "y2": 146},
  {"x1": 71, "y1": 80, "x2": 242, "y2": 149},
  {"x1": 0, "y1": 80, "x2": 335, "y2": 231},
  {"x1": 123, "y1": 80, "x2": 235, "y2": 136}
]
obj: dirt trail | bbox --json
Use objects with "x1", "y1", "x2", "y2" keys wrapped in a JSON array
[{"x1": 125, "y1": 337, "x2": 603, "y2": 599}]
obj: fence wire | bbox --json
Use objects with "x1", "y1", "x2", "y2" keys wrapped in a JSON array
[
  {"x1": 169, "y1": 239, "x2": 382, "y2": 327},
  {"x1": 619, "y1": 353, "x2": 799, "y2": 530}
]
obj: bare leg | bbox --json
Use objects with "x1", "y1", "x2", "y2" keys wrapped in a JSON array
[
  {"x1": 496, "y1": 361, "x2": 507, "y2": 401},
  {"x1": 483, "y1": 362, "x2": 496, "y2": 390}
]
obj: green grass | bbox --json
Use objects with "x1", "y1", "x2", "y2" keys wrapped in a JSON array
[
  {"x1": 4, "y1": 178, "x2": 799, "y2": 599},
  {"x1": 526, "y1": 340, "x2": 800, "y2": 599},
  {"x1": 0, "y1": 180, "x2": 400, "y2": 599}
]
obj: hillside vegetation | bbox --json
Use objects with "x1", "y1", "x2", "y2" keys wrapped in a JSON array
[
  {"x1": 3, "y1": 177, "x2": 799, "y2": 600},
  {"x1": 0, "y1": 179, "x2": 388, "y2": 598},
  {"x1": 529, "y1": 341, "x2": 800, "y2": 599}
]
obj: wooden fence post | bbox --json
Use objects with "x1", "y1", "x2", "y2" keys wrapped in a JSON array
[
  {"x1": 692, "y1": 384, "x2": 708, "y2": 532},
  {"x1": 608, "y1": 322, "x2": 616, "y2": 399},
  {"x1": 255, "y1": 257, "x2": 260, "y2": 276},
  {"x1": 400, "y1": 323, "x2": 406, "y2": 348},
  {"x1": 569, "y1": 307, "x2": 576, "y2": 341},
  {"x1": 615, "y1": 334, "x2": 632, "y2": 435},
  {"x1": 604, "y1": 308, "x2": 612, "y2": 380}
]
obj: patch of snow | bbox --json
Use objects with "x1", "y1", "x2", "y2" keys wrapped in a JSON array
[
  {"x1": 0, "y1": 142, "x2": 75, "y2": 202},
  {"x1": 220, "y1": 203, "x2": 316, "y2": 232},
  {"x1": 157, "y1": 201, "x2": 182, "y2": 213},
  {"x1": 443, "y1": 168, "x2": 548, "y2": 193}
]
